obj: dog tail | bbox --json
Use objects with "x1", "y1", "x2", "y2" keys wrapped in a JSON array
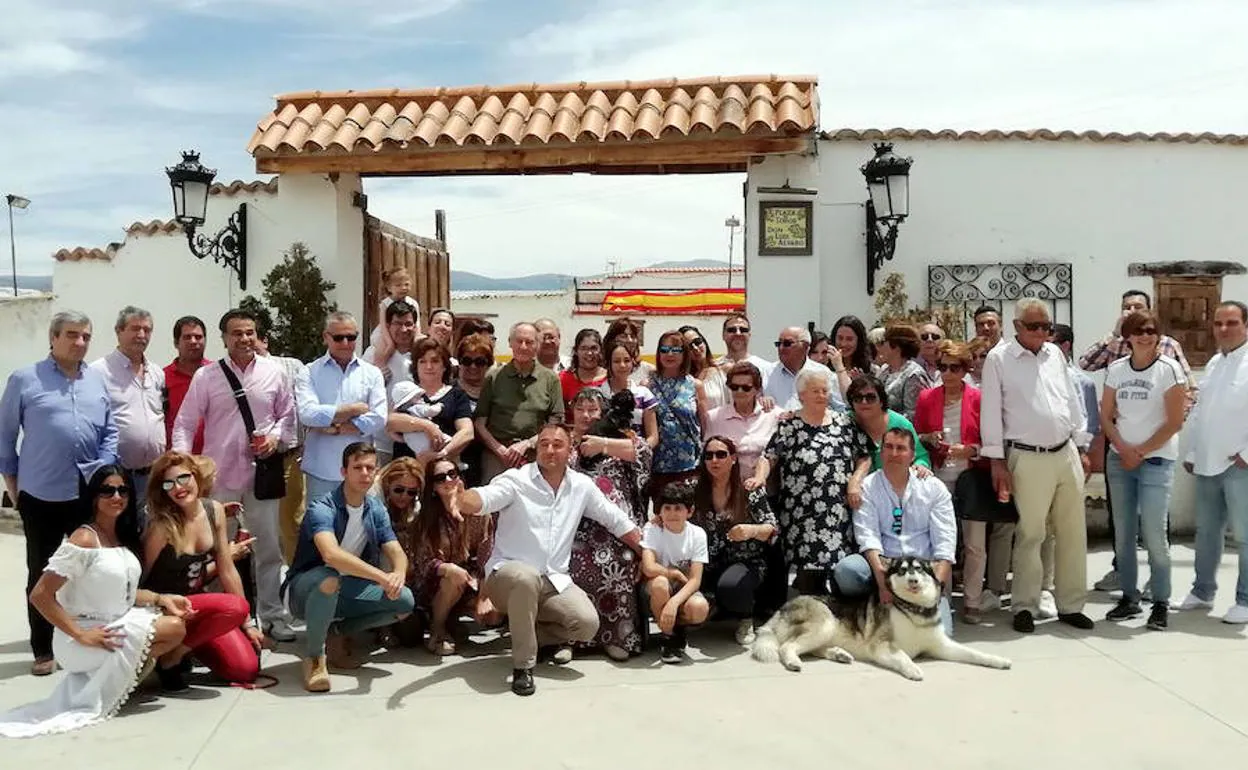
[{"x1": 750, "y1": 626, "x2": 780, "y2": 663}]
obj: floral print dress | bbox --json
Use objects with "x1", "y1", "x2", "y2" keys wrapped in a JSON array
[
  {"x1": 651, "y1": 375, "x2": 701, "y2": 473},
  {"x1": 764, "y1": 413, "x2": 870, "y2": 570},
  {"x1": 698, "y1": 487, "x2": 780, "y2": 590},
  {"x1": 569, "y1": 435, "x2": 652, "y2": 655}
]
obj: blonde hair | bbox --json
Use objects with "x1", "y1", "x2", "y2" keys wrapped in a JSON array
[
  {"x1": 383, "y1": 266, "x2": 410, "y2": 287},
  {"x1": 146, "y1": 452, "x2": 214, "y2": 551}
]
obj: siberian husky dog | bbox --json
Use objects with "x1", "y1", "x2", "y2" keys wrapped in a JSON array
[{"x1": 751, "y1": 557, "x2": 1012, "y2": 681}]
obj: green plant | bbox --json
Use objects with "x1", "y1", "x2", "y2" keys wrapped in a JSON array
[
  {"x1": 871, "y1": 271, "x2": 967, "y2": 341},
  {"x1": 254, "y1": 242, "x2": 337, "y2": 361},
  {"x1": 237, "y1": 295, "x2": 274, "y2": 339}
]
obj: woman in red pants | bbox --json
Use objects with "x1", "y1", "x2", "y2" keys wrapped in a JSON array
[{"x1": 142, "y1": 452, "x2": 264, "y2": 690}]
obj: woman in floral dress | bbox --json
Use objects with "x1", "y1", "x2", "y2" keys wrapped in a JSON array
[
  {"x1": 748, "y1": 368, "x2": 871, "y2": 596},
  {"x1": 568, "y1": 388, "x2": 652, "y2": 661},
  {"x1": 648, "y1": 329, "x2": 707, "y2": 507}
]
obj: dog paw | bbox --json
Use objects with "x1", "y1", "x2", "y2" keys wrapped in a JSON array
[
  {"x1": 993, "y1": 657, "x2": 1012, "y2": 670},
  {"x1": 823, "y1": 647, "x2": 854, "y2": 664},
  {"x1": 782, "y1": 660, "x2": 803, "y2": 673},
  {"x1": 902, "y1": 666, "x2": 924, "y2": 681}
]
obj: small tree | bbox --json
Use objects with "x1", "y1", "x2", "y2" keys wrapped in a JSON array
[
  {"x1": 872, "y1": 271, "x2": 966, "y2": 341},
  {"x1": 258, "y1": 242, "x2": 337, "y2": 361},
  {"x1": 237, "y1": 295, "x2": 274, "y2": 339}
]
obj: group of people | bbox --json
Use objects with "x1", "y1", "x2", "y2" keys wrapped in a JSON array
[{"x1": 1, "y1": 275, "x2": 1246, "y2": 733}]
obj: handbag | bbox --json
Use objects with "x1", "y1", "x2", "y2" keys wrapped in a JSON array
[
  {"x1": 218, "y1": 360, "x2": 287, "y2": 500},
  {"x1": 953, "y1": 466, "x2": 1018, "y2": 523}
]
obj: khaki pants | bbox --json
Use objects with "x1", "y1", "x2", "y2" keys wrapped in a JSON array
[
  {"x1": 278, "y1": 449, "x2": 306, "y2": 565},
  {"x1": 984, "y1": 523, "x2": 1055, "y2": 595},
  {"x1": 1007, "y1": 445, "x2": 1087, "y2": 615},
  {"x1": 482, "y1": 561, "x2": 599, "y2": 670}
]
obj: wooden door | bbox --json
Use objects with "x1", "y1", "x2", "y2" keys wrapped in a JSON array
[
  {"x1": 1155, "y1": 277, "x2": 1220, "y2": 367},
  {"x1": 363, "y1": 215, "x2": 450, "y2": 333}
]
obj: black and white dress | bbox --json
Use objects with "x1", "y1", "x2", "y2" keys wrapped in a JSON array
[{"x1": 764, "y1": 413, "x2": 870, "y2": 570}]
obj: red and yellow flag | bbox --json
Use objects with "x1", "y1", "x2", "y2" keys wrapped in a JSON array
[{"x1": 599, "y1": 288, "x2": 745, "y2": 314}]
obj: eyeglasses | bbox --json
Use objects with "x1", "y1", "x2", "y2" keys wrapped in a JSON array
[
  {"x1": 774, "y1": 339, "x2": 799, "y2": 348},
  {"x1": 849, "y1": 391, "x2": 879, "y2": 404},
  {"x1": 330, "y1": 333, "x2": 359, "y2": 343},
  {"x1": 658, "y1": 345, "x2": 684, "y2": 355},
  {"x1": 389, "y1": 485, "x2": 420, "y2": 497},
  {"x1": 1020, "y1": 321, "x2": 1053, "y2": 332},
  {"x1": 160, "y1": 473, "x2": 194, "y2": 491},
  {"x1": 704, "y1": 449, "x2": 733, "y2": 461},
  {"x1": 1133, "y1": 327, "x2": 1159, "y2": 336},
  {"x1": 727, "y1": 383, "x2": 755, "y2": 392},
  {"x1": 891, "y1": 506, "x2": 904, "y2": 535},
  {"x1": 920, "y1": 333, "x2": 943, "y2": 342},
  {"x1": 576, "y1": 346, "x2": 600, "y2": 354},
  {"x1": 936, "y1": 362, "x2": 965, "y2": 372},
  {"x1": 725, "y1": 326, "x2": 750, "y2": 334},
  {"x1": 460, "y1": 356, "x2": 491, "y2": 368},
  {"x1": 431, "y1": 469, "x2": 461, "y2": 484},
  {"x1": 98, "y1": 484, "x2": 129, "y2": 498}
]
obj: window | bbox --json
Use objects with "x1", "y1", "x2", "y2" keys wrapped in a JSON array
[{"x1": 1154, "y1": 277, "x2": 1220, "y2": 367}]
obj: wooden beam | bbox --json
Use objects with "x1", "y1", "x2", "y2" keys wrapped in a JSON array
[{"x1": 254, "y1": 136, "x2": 809, "y2": 175}]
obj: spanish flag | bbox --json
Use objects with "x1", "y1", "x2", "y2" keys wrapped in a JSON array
[{"x1": 600, "y1": 288, "x2": 745, "y2": 314}]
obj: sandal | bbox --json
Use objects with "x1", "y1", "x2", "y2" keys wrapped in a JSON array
[{"x1": 424, "y1": 636, "x2": 456, "y2": 656}]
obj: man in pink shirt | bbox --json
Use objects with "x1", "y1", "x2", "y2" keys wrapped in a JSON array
[{"x1": 173, "y1": 308, "x2": 297, "y2": 641}]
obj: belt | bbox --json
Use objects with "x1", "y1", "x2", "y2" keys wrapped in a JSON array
[{"x1": 1006, "y1": 439, "x2": 1069, "y2": 454}]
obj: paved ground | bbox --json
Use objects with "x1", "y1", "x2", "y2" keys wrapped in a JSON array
[{"x1": 0, "y1": 531, "x2": 1245, "y2": 768}]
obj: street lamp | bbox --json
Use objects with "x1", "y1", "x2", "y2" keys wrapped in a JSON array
[
  {"x1": 165, "y1": 150, "x2": 248, "y2": 289},
  {"x1": 861, "y1": 142, "x2": 914, "y2": 295},
  {"x1": 724, "y1": 215, "x2": 741, "y2": 288},
  {"x1": 5, "y1": 194, "x2": 30, "y2": 297}
]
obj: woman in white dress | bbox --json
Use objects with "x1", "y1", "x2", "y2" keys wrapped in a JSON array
[{"x1": 0, "y1": 466, "x2": 192, "y2": 738}]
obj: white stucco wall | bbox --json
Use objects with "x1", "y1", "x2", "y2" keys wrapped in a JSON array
[
  {"x1": 0, "y1": 293, "x2": 54, "y2": 382},
  {"x1": 52, "y1": 173, "x2": 365, "y2": 365}
]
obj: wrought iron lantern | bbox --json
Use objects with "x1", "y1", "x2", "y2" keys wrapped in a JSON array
[
  {"x1": 861, "y1": 142, "x2": 913, "y2": 294},
  {"x1": 166, "y1": 151, "x2": 248, "y2": 289}
]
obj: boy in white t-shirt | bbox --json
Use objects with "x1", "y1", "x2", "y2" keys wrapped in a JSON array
[{"x1": 641, "y1": 481, "x2": 710, "y2": 664}]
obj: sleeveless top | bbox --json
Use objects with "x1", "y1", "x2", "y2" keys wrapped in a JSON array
[
  {"x1": 144, "y1": 500, "x2": 218, "y2": 595},
  {"x1": 651, "y1": 375, "x2": 701, "y2": 473}
]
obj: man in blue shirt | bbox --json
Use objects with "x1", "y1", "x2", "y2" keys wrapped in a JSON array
[
  {"x1": 0, "y1": 310, "x2": 118, "y2": 676},
  {"x1": 295, "y1": 312, "x2": 388, "y2": 502},
  {"x1": 285, "y1": 442, "x2": 413, "y2": 693}
]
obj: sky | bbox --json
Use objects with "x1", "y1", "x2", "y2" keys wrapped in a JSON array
[{"x1": 3, "y1": 0, "x2": 1247, "y2": 278}]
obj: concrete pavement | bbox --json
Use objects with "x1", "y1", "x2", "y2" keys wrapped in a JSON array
[{"x1": 0, "y1": 530, "x2": 1245, "y2": 768}]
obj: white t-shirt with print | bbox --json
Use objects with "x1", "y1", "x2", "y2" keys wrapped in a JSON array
[
  {"x1": 642, "y1": 521, "x2": 709, "y2": 575},
  {"x1": 340, "y1": 503, "x2": 368, "y2": 557},
  {"x1": 1105, "y1": 354, "x2": 1185, "y2": 460}
]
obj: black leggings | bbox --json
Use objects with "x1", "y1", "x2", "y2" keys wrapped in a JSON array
[{"x1": 712, "y1": 563, "x2": 762, "y2": 616}]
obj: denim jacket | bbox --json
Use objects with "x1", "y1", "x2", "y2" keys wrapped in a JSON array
[{"x1": 286, "y1": 485, "x2": 397, "y2": 583}]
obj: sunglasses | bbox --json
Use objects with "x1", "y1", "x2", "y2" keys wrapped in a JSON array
[
  {"x1": 98, "y1": 484, "x2": 129, "y2": 498},
  {"x1": 1020, "y1": 321, "x2": 1053, "y2": 332},
  {"x1": 920, "y1": 333, "x2": 943, "y2": 342},
  {"x1": 431, "y1": 469, "x2": 461, "y2": 484},
  {"x1": 936, "y1": 362, "x2": 965, "y2": 372},
  {"x1": 725, "y1": 326, "x2": 750, "y2": 335},
  {"x1": 330, "y1": 333, "x2": 359, "y2": 343},
  {"x1": 891, "y1": 506, "x2": 904, "y2": 535},
  {"x1": 460, "y1": 356, "x2": 491, "y2": 368},
  {"x1": 849, "y1": 391, "x2": 880, "y2": 404},
  {"x1": 389, "y1": 485, "x2": 420, "y2": 497},
  {"x1": 727, "y1": 383, "x2": 755, "y2": 392},
  {"x1": 658, "y1": 345, "x2": 684, "y2": 355},
  {"x1": 704, "y1": 449, "x2": 733, "y2": 461},
  {"x1": 1132, "y1": 327, "x2": 1159, "y2": 336},
  {"x1": 774, "y1": 339, "x2": 799, "y2": 348},
  {"x1": 688, "y1": 338, "x2": 706, "y2": 348},
  {"x1": 160, "y1": 472, "x2": 194, "y2": 491}
]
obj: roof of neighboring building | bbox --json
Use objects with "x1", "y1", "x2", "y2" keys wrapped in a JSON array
[
  {"x1": 451, "y1": 289, "x2": 570, "y2": 300},
  {"x1": 578, "y1": 265, "x2": 744, "y2": 286},
  {"x1": 246, "y1": 75, "x2": 819, "y2": 175},
  {"x1": 821, "y1": 128, "x2": 1248, "y2": 146}
]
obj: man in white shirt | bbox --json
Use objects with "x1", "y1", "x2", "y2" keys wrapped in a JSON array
[
  {"x1": 717, "y1": 313, "x2": 772, "y2": 376},
  {"x1": 1180, "y1": 300, "x2": 1248, "y2": 624},
  {"x1": 456, "y1": 422, "x2": 643, "y2": 696},
  {"x1": 981, "y1": 298, "x2": 1094, "y2": 634},
  {"x1": 763, "y1": 326, "x2": 846, "y2": 412},
  {"x1": 833, "y1": 427, "x2": 957, "y2": 636}
]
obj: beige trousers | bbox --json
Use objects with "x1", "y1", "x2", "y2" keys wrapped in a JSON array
[
  {"x1": 1007, "y1": 445, "x2": 1087, "y2": 614},
  {"x1": 483, "y1": 561, "x2": 599, "y2": 670},
  {"x1": 278, "y1": 449, "x2": 306, "y2": 565}
]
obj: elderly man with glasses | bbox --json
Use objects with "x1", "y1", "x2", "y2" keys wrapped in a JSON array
[{"x1": 763, "y1": 326, "x2": 847, "y2": 412}]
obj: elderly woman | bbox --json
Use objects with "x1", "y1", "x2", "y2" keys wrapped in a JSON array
[
  {"x1": 649, "y1": 329, "x2": 708, "y2": 506},
  {"x1": 568, "y1": 388, "x2": 652, "y2": 660},
  {"x1": 879, "y1": 324, "x2": 928, "y2": 422},
  {"x1": 749, "y1": 368, "x2": 871, "y2": 595},
  {"x1": 847, "y1": 375, "x2": 930, "y2": 472},
  {"x1": 411, "y1": 458, "x2": 498, "y2": 656},
  {"x1": 386, "y1": 337, "x2": 475, "y2": 471},
  {"x1": 681, "y1": 324, "x2": 729, "y2": 408},
  {"x1": 599, "y1": 338, "x2": 659, "y2": 447},
  {"x1": 559, "y1": 328, "x2": 608, "y2": 407},
  {"x1": 694, "y1": 435, "x2": 779, "y2": 645},
  {"x1": 455, "y1": 333, "x2": 493, "y2": 487},
  {"x1": 705, "y1": 362, "x2": 780, "y2": 481}
]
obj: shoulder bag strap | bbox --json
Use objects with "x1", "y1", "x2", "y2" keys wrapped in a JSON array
[{"x1": 218, "y1": 359, "x2": 257, "y2": 436}]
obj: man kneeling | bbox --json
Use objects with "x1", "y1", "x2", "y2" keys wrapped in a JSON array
[
  {"x1": 834, "y1": 428, "x2": 957, "y2": 636},
  {"x1": 454, "y1": 423, "x2": 643, "y2": 696},
  {"x1": 286, "y1": 442, "x2": 415, "y2": 692}
]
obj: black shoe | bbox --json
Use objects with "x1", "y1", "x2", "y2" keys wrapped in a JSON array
[
  {"x1": 1013, "y1": 610, "x2": 1035, "y2": 633},
  {"x1": 659, "y1": 636, "x2": 683, "y2": 665},
  {"x1": 1106, "y1": 599, "x2": 1142, "y2": 621},
  {"x1": 1146, "y1": 602, "x2": 1168, "y2": 631},
  {"x1": 511, "y1": 668, "x2": 535, "y2": 697},
  {"x1": 1058, "y1": 612, "x2": 1095, "y2": 630},
  {"x1": 157, "y1": 664, "x2": 189, "y2": 692},
  {"x1": 673, "y1": 625, "x2": 688, "y2": 651}
]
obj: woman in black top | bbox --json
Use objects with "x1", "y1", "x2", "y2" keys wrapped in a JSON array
[{"x1": 386, "y1": 337, "x2": 476, "y2": 471}]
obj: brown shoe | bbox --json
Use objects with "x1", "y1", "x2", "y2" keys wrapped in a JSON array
[
  {"x1": 31, "y1": 657, "x2": 56, "y2": 677},
  {"x1": 960, "y1": 607, "x2": 983, "y2": 625},
  {"x1": 325, "y1": 632, "x2": 362, "y2": 670},
  {"x1": 302, "y1": 656, "x2": 330, "y2": 693}
]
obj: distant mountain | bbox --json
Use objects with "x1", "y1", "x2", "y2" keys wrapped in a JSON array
[
  {"x1": 451, "y1": 259, "x2": 730, "y2": 291},
  {"x1": 645, "y1": 259, "x2": 730, "y2": 269}
]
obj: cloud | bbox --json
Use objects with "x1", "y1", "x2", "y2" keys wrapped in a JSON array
[{"x1": 160, "y1": 0, "x2": 466, "y2": 26}]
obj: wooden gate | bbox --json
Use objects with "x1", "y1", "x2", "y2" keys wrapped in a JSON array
[
  {"x1": 1155, "y1": 277, "x2": 1220, "y2": 367},
  {"x1": 363, "y1": 211, "x2": 450, "y2": 332}
]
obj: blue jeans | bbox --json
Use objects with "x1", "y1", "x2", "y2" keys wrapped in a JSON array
[
  {"x1": 1192, "y1": 465, "x2": 1248, "y2": 607},
  {"x1": 288, "y1": 565, "x2": 415, "y2": 657},
  {"x1": 1105, "y1": 453, "x2": 1174, "y2": 604},
  {"x1": 832, "y1": 554, "x2": 953, "y2": 637}
]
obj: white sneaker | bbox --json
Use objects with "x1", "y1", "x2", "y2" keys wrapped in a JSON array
[
  {"x1": 1177, "y1": 593, "x2": 1215, "y2": 611},
  {"x1": 265, "y1": 618, "x2": 297, "y2": 642},
  {"x1": 1222, "y1": 604, "x2": 1248, "y2": 624},
  {"x1": 735, "y1": 619, "x2": 756, "y2": 646},
  {"x1": 551, "y1": 645, "x2": 574, "y2": 665},
  {"x1": 979, "y1": 590, "x2": 1002, "y2": 612},
  {"x1": 1037, "y1": 590, "x2": 1058, "y2": 620},
  {"x1": 1093, "y1": 570, "x2": 1121, "y2": 592}
]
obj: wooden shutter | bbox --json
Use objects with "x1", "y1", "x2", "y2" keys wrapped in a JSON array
[{"x1": 1155, "y1": 277, "x2": 1220, "y2": 367}]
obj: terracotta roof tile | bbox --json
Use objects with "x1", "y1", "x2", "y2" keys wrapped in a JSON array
[
  {"x1": 821, "y1": 128, "x2": 1248, "y2": 146},
  {"x1": 247, "y1": 75, "x2": 819, "y2": 159},
  {"x1": 53, "y1": 244, "x2": 122, "y2": 262}
]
